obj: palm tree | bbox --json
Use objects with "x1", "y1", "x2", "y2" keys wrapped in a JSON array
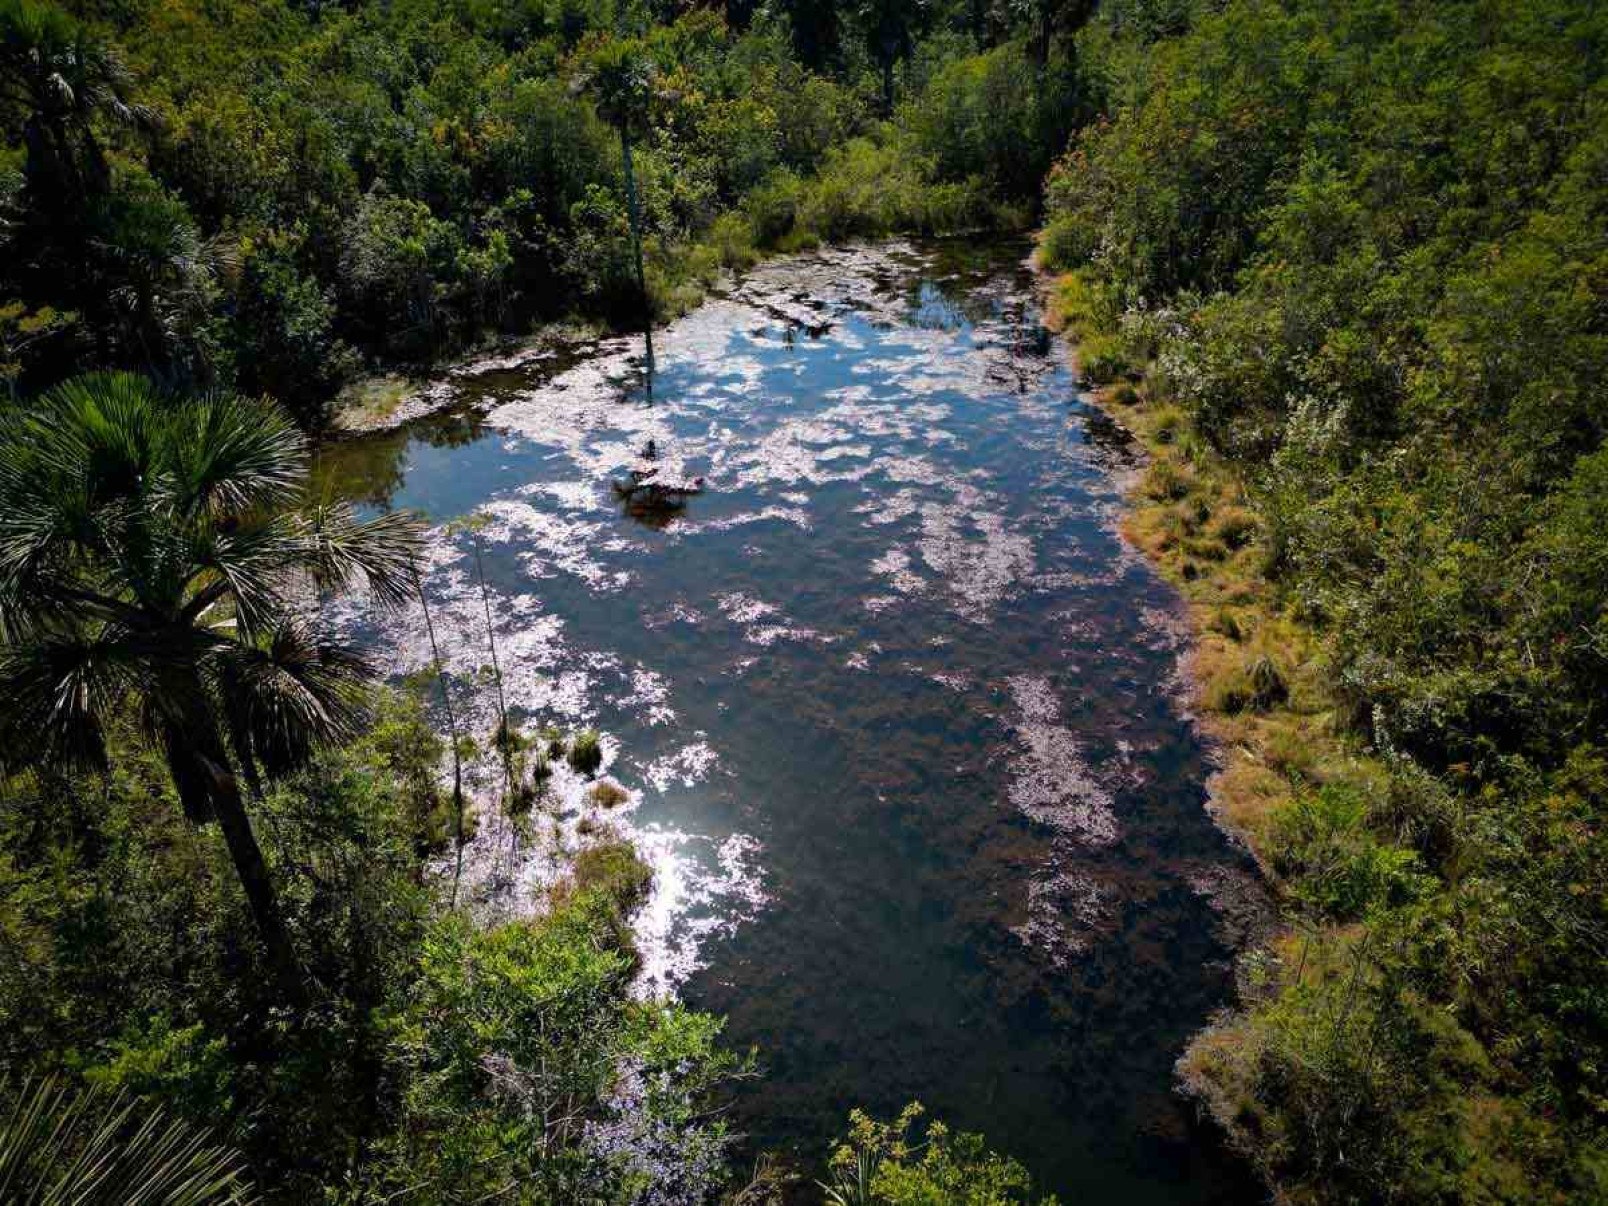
[
  {"x1": 0, "y1": 372, "x2": 421, "y2": 1003},
  {"x1": 0, "y1": 0, "x2": 146, "y2": 207},
  {"x1": 582, "y1": 37, "x2": 659, "y2": 372},
  {"x1": 0, "y1": 1075, "x2": 252, "y2": 1204}
]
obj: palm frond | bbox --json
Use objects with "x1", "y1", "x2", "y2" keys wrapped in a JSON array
[
  {"x1": 212, "y1": 619, "x2": 372, "y2": 777},
  {"x1": 0, "y1": 629, "x2": 140, "y2": 772},
  {"x1": 182, "y1": 512, "x2": 302, "y2": 636},
  {"x1": 297, "y1": 501, "x2": 424, "y2": 610},
  {"x1": 34, "y1": 372, "x2": 164, "y2": 508},
  {"x1": 166, "y1": 390, "x2": 306, "y2": 521},
  {"x1": 0, "y1": 1075, "x2": 253, "y2": 1205}
]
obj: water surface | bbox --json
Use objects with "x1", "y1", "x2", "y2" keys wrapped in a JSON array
[{"x1": 322, "y1": 240, "x2": 1263, "y2": 1202}]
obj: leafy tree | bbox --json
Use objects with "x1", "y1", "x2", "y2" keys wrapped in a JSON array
[
  {"x1": 853, "y1": 0, "x2": 928, "y2": 114},
  {"x1": 232, "y1": 231, "x2": 358, "y2": 428},
  {"x1": 580, "y1": 35, "x2": 661, "y2": 361},
  {"x1": 0, "y1": 373, "x2": 421, "y2": 1000}
]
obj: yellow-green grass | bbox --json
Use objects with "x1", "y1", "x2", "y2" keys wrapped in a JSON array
[{"x1": 1042, "y1": 269, "x2": 1382, "y2": 866}]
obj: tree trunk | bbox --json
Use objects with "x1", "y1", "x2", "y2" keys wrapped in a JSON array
[
  {"x1": 207, "y1": 753, "x2": 308, "y2": 1007},
  {"x1": 166, "y1": 714, "x2": 306, "y2": 1005},
  {"x1": 473, "y1": 534, "x2": 515, "y2": 805},
  {"x1": 416, "y1": 570, "x2": 466, "y2": 904},
  {"x1": 620, "y1": 126, "x2": 655, "y2": 377}
]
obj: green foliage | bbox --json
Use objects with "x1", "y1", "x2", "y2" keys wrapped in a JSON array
[
  {"x1": 1050, "y1": 0, "x2": 1608, "y2": 1197},
  {"x1": 898, "y1": 42, "x2": 1077, "y2": 201},
  {"x1": 1269, "y1": 786, "x2": 1428, "y2": 920},
  {"x1": 823, "y1": 1102, "x2": 1057, "y2": 1205},
  {"x1": 0, "y1": 0, "x2": 1081, "y2": 403},
  {"x1": 0, "y1": 373, "x2": 422, "y2": 998},
  {"x1": 372, "y1": 846, "x2": 744, "y2": 1202},
  {"x1": 0, "y1": 681, "x2": 758, "y2": 1200},
  {"x1": 233, "y1": 232, "x2": 358, "y2": 427}
]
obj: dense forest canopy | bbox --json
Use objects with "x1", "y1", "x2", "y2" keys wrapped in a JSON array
[
  {"x1": 1, "y1": 0, "x2": 1605, "y2": 1200},
  {"x1": 0, "y1": 0, "x2": 1080, "y2": 421},
  {"x1": 1039, "y1": 0, "x2": 1608, "y2": 1199}
]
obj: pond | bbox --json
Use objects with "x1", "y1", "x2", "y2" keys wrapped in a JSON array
[{"x1": 319, "y1": 239, "x2": 1265, "y2": 1202}]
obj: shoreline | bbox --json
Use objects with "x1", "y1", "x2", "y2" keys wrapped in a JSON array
[
  {"x1": 326, "y1": 232, "x2": 1033, "y2": 439},
  {"x1": 1034, "y1": 258, "x2": 1388, "y2": 1177}
]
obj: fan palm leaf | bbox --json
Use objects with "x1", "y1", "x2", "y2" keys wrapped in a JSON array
[
  {"x1": 0, "y1": 1076, "x2": 253, "y2": 1205},
  {"x1": 214, "y1": 619, "x2": 372, "y2": 778}
]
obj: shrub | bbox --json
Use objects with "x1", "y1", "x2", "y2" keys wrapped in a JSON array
[
  {"x1": 568, "y1": 729, "x2": 604, "y2": 776},
  {"x1": 824, "y1": 1102, "x2": 1048, "y2": 1205},
  {"x1": 1247, "y1": 654, "x2": 1289, "y2": 710},
  {"x1": 529, "y1": 751, "x2": 552, "y2": 787},
  {"x1": 1270, "y1": 785, "x2": 1428, "y2": 919},
  {"x1": 743, "y1": 169, "x2": 805, "y2": 247},
  {"x1": 570, "y1": 839, "x2": 652, "y2": 914},
  {"x1": 1149, "y1": 405, "x2": 1186, "y2": 443},
  {"x1": 1037, "y1": 215, "x2": 1092, "y2": 275},
  {"x1": 1077, "y1": 332, "x2": 1127, "y2": 385},
  {"x1": 1144, "y1": 457, "x2": 1193, "y2": 501},
  {"x1": 1213, "y1": 504, "x2": 1259, "y2": 549},
  {"x1": 587, "y1": 780, "x2": 628, "y2": 808},
  {"x1": 708, "y1": 212, "x2": 757, "y2": 270},
  {"x1": 1048, "y1": 269, "x2": 1120, "y2": 339}
]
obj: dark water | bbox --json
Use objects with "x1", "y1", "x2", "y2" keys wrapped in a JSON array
[{"x1": 320, "y1": 240, "x2": 1264, "y2": 1202}]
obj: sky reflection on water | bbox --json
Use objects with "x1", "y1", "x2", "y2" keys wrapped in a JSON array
[{"x1": 319, "y1": 239, "x2": 1264, "y2": 1202}]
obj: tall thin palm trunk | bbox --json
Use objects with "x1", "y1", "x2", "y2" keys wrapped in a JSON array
[
  {"x1": 472, "y1": 533, "x2": 515, "y2": 805},
  {"x1": 415, "y1": 569, "x2": 467, "y2": 904},
  {"x1": 620, "y1": 126, "x2": 655, "y2": 376},
  {"x1": 208, "y1": 760, "x2": 307, "y2": 1006}
]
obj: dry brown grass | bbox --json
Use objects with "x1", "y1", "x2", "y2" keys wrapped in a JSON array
[
  {"x1": 1053, "y1": 284, "x2": 1380, "y2": 869},
  {"x1": 587, "y1": 780, "x2": 629, "y2": 809}
]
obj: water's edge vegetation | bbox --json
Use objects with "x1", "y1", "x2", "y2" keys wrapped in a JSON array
[
  {"x1": 1035, "y1": 2, "x2": 1608, "y2": 1197},
  {"x1": 1, "y1": 0, "x2": 1605, "y2": 1199}
]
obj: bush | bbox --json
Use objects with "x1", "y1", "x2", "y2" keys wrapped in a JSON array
[
  {"x1": 900, "y1": 43, "x2": 1065, "y2": 201},
  {"x1": 1143, "y1": 456, "x2": 1193, "y2": 502},
  {"x1": 568, "y1": 729, "x2": 604, "y2": 775},
  {"x1": 1270, "y1": 785, "x2": 1428, "y2": 919},
  {"x1": 1212, "y1": 505, "x2": 1259, "y2": 549},
  {"x1": 824, "y1": 1102, "x2": 1051, "y2": 1205},
  {"x1": 570, "y1": 839, "x2": 652, "y2": 913},
  {"x1": 587, "y1": 780, "x2": 628, "y2": 808},
  {"x1": 377, "y1": 867, "x2": 737, "y2": 1202},
  {"x1": 1048, "y1": 269, "x2": 1119, "y2": 340},
  {"x1": 1246, "y1": 654, "x2": 1289, "y2": 710},
  {"x1": 1076, "y1": 332, "x2": 1127, "y2": 385},
  {"x1": 742, "y1": 169, "x2": 806, "y2": 247},
  {"x1": 529, "y1": 751, "x2": 553, "y2": 787}
]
